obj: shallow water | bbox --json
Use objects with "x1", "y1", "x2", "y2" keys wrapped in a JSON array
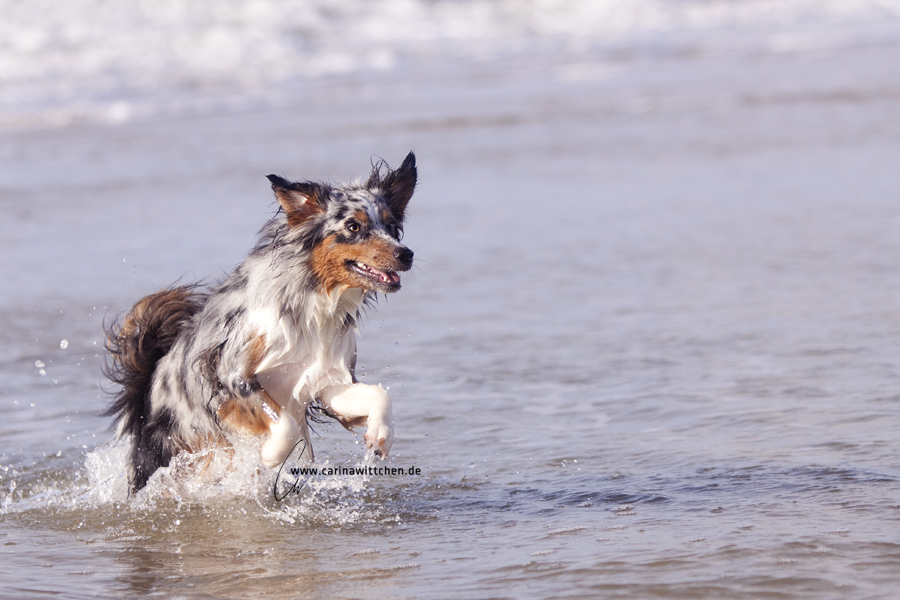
[{"x1": 3, "y1": 3, "x2": 900, "y2": 598}]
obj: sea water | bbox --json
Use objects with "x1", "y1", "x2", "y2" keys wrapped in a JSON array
[{"x1": 2, "y1": 1, "x2": 900, "y2": 598}]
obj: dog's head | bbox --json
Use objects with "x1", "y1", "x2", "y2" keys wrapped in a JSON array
[{"x1": 267, "y1": 152, "x2": 416, "y2": 294}]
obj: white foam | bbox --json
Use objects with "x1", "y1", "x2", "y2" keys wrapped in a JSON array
[
  {"x1": 0, "y1": 433, "x2": 389, "y2": 527},
  {"x1": 83, "y1": 438, "x2": 131, "y2": 505},
  {"x1": 75, "y1": 436, "x2": 393, "y2": 526},
  {"x1": 1, "y1": 0, "x2": 898, "y2": 129}
]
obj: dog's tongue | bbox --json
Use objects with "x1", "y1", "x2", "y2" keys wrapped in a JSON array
[
  {"x1": 375, "y1": 269, "x2": 400, "y2": 285},
  {"x1": 357, "y1": 262, "x2": 399, "y2": 285}
]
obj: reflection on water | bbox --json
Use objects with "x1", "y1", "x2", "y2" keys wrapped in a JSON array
[{"x1": 3, "y1": 2, "x2": 900, "y2": 598}]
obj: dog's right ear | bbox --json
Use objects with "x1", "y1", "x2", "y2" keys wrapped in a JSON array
[{"x1": 267, "y1": 175, "x2": 325, "y2": 227}]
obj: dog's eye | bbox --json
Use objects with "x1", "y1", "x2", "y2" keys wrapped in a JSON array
[{"x1": 347, "y1": 222, "x2": 360, "y2": 233}]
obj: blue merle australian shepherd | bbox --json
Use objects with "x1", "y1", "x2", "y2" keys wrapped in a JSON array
[{"x1": 104, "y1": 153, "x2": 416, "y2": 493}]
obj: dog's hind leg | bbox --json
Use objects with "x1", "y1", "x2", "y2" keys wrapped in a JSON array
[{"x1": 318, "y1": 383, "x2": 393, "y2": 458}]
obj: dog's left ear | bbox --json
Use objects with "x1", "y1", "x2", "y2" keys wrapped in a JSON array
[{"x1": 375, "y1": 152, "x2": 417, "y2": 222}]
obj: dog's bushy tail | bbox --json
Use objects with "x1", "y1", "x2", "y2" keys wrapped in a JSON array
[{"x1": 103, "y1": 286, "x2": 203, "y2": 452}]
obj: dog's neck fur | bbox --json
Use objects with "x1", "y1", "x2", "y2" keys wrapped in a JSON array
[
  {"x1": 303, "y1": 283, "x2": 366, "y2": 329},
  {"x1": 241, "y1": 245, "x2": 366, "y2": 403}
]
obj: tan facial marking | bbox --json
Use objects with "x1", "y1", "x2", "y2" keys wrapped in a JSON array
[
  {"x1": 311, "y1": 233, "x2": 400, "y2": 292},
  {"x1": 353, "y1": 209, "x2": 369, "y2": 227}
]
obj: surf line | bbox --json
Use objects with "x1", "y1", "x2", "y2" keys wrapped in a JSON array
[{"x1": 273, "y1": 438, "x2": 312, "y2": 501}]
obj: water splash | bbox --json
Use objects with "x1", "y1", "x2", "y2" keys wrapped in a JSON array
[{"x1": 1, "y1": 436, "x2": 426, "y2": 533}]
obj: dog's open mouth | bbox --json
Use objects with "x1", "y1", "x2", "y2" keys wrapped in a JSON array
[{"x1": 348, "y1": 261, "x2": 401, "y2": 289}]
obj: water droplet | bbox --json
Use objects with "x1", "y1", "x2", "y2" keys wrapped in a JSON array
[
  {"x1": 35, "y1": 360, "x2": 45, "y2": 368},
  {"x1": 60, "y1": 339, "x2": 68, "y2": 349}
]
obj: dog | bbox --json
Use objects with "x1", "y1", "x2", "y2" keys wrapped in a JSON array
[{"x1": 103, "y1": 153, "x2": 417, "y2": 493}]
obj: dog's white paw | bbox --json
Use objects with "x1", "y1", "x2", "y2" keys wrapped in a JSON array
[
  {"x1": 364, "y1": 420, "x2": 393, "y2": 458},
  {"x1": 260, "y1": 411, "x2": 300, "y2": 469}
]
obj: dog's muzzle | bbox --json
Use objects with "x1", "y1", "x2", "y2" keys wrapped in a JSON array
[{"x1": 394, "y1": 246, "x2": 414, "y2": 270}]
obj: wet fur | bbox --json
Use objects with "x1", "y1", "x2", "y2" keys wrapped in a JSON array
[{"x1": 104, "y1": 153, "x2": 417, "y2": 493}]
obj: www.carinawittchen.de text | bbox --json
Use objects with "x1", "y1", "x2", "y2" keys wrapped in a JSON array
[{"x1": 289, "y1": 465, "x2": 422, "y2": 477}]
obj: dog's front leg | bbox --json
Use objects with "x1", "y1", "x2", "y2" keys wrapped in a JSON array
[
  {"x1": 218, "y1": 376, "x2": 304, "y2": 469},
  {"x1": 319, "y1": 383, "x2": 393, "y2": 458},
  {"x1": 258, "y1": 398, "x2": 302, "y2": 469}
]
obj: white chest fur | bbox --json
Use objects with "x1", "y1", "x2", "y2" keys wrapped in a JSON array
[{"x1": 251, "y1": 286, "x2": 365, "y2": 410}]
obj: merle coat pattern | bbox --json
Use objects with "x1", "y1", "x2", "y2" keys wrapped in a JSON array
[{"x1": 105, "y1": 153, "x2": 417, "y2": 493}]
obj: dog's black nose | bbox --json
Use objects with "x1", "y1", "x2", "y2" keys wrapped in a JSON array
[{"x1": 394, "y1": 246, "x2": 414, "y2": 269}]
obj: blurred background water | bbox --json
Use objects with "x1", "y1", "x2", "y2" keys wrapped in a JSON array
[{"x1": 2, "y1": 1, "x2": 900, "y2": 598}]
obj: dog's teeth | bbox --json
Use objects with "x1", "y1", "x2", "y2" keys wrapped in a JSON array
[{"x1": 352, "y1": 261, "x2": 399, "y2": 285}]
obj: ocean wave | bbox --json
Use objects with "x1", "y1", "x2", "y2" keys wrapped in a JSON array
[{"x1": 1, "y1": 0, "x2": 899, "y2": 128}]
